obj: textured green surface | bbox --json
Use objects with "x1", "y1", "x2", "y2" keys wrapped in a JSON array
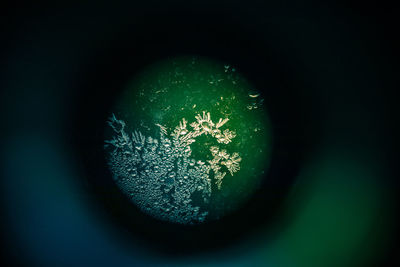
[{"x1": 108, "y1": 56, "x2": 272, "y2": 219}]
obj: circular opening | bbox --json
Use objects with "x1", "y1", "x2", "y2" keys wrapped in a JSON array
[
  {"x1": 104, "y1": 56, "x2": 272, "y2": 224},
  {"x1": 71, "y1": 17, "x2": 316, "y2": 256}
]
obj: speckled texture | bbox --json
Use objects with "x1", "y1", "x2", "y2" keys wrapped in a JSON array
[{"x1": 104, "y1": 56, "x2": 272, "y2": 223}]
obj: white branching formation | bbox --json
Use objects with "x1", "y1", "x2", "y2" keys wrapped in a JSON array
[
  {"x1": 189, "y1": 111, "x2": 236, "y2": 145},
  {"x1": 208, "y1": 146, "x2": 242, "y2": 189},
  {"x1": 104, "y1": 111, "x2": 241, "y2": 224},
  {"x1": 173, "y1": 111, "x2": 242, "y2": 189}
]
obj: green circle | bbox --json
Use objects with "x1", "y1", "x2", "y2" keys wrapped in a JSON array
[{"x1": 105, "y1": 56, "x2": 272, "y2": 224}]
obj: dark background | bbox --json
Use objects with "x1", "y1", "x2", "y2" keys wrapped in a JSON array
[{"x1": 1, "y1": 1, "x2": 398, "y2": 266}]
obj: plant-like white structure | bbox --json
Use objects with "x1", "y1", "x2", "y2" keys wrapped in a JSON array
[
  {"x1": 105, "y1": 111, "x2": 241, "y2": 224},
  {"x1": 169, "y1": 111, "x2": 241, "y2": 189}
]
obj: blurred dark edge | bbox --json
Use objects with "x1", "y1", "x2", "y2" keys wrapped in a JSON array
[{"x1": 71, "y1": 12, "x2": 318, "y2": 256}]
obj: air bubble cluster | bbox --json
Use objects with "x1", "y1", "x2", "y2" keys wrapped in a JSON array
[
  {"x1": 105, "y1": 114, "x2": 212, "y2": 224},
  {"x1": 105, "y1": 111, "x2": 242, "y2": 224}
]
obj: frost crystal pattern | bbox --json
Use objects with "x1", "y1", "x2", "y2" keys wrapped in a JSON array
[{"x1": 104, "y1": 112, "x2": 241, "y2": 224}]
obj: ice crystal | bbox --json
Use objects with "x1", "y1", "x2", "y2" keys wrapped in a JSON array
[{"x1": 105, "y1": 111, "x2": 241, "y2": 224}]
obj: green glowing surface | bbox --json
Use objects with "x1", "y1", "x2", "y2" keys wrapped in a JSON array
[{"x1": 106, "y1": 56, "x2": 272, "y2": 222}]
